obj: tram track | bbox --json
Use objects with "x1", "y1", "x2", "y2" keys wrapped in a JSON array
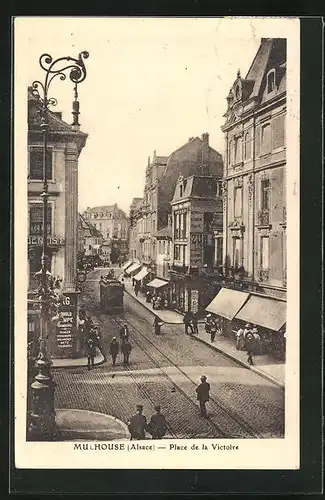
[{"x1": 110, "y1": 314, "x2": 259, "y2": 439}]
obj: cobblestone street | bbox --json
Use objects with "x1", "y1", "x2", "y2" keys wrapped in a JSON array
[{"x1": 53, "y1": 269, "x2": 284, "y2": 439}]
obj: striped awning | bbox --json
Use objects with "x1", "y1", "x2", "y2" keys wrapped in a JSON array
[
  {"x1": 147, "y1": 278, "x2": 169, "y2": 288},
  {"x1": 122, "y1": 260, "x2": 133, "y2": 270},
  {"x1": 205, "y1": 287, "x2": 249, "y2": 321},
  {"x1": 125, "y1": 262, "x2": 142, "y2": 275},
  {"x1": 235, "y1": 295, "x2": 286, "y2": 332},
  {"x1": 134, "y1": 267, "x2": 149, "y2": 281}
]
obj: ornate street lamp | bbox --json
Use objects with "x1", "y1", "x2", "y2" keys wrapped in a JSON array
[{"x1": 28, "y1": 51, "x2": 89, "y2": 440}]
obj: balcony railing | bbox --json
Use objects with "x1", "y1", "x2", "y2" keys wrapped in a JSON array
[{"x1": 257, "y1": 209, "x2": 270, "y2": 226}]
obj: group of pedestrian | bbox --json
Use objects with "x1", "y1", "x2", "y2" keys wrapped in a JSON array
[
  {"x1": 205, "y1": 313, "x2": 220, "y2": 343},
  {"x1": 235, "y1": 323, "x2": 262, "y2": 365},
  {"x1": 109, "y1": 324, "x2": 133, "y2": 367},
  {"x1": 78, "y1": 306, "x2": 107, "y2": 371},
  {"x1": 183, "y1": 311, "x2": 199, "y2": 336},
  {"x1": 127, "y1": 404, "x2": 168, "y2": 440}
]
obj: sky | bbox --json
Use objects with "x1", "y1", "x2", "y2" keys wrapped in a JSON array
[{"x1": 20, "y1": 17, "x2": 289, "y2": 214}]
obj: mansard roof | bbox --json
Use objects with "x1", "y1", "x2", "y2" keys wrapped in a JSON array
[{"x1": 171, "y1": 174, "x2": 219, "y2": 203}]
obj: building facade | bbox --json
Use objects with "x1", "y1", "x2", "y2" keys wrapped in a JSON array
[
  {"x1": 83, "y1": 203, "x2": 129, "y2": 263},
  {"x1": 169, "y1": 174, "x2": 223, "y2": 313},
  {"x1": 28, "y1": 88, "x2": 88, "y2": 291},
  {"x1": 27, "y1": 88, "x2": 88, "y2": 359},
  {"x1": 221, "y1": 38, "x2": 287, "y2": 301},
  {"x1": 128, "y1": 134, "x2": 223, "y2": 282}
]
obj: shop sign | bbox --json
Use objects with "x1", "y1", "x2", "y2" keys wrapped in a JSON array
[
  {"x1": 191, "y1": 233, "x2": 203, "y2": 245},
  {"x1": 28, "y1": 235, "x2": 65, "y2": 246},
  {"x1": 184, "y1": 288, "x2": 189, "y2": 312},
  {"x1": 191, "y1": 289, "x2": 199, "y2": 313},
  {"x1": 56, "y1": 293, "x2": 77, "y2": 351},
  {"x1": 190, "y1": 211, "x2": 204, "y2": 232},
  {"x1": 190, "y1": 248, "x2": 202, "y2": 267}
]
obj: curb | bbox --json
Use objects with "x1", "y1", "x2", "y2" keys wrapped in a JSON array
[
  {"x1": 125, "y1": 287, "x2": 284, "y2": 390},
  {"x1": 194, "y1": 334, "x2": 284, "y2": 389},
  {"x1": 52, "y1": 349, "x2": 106, "y2": 369}
]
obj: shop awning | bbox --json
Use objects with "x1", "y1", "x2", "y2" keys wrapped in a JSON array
[
  {"x1": 147, "y1": 278, "x2": 169, "y2": 288},
  {"x1": 134, "y1": 267, "x2": 149, "y2": 281},
  {"x1": 122, "y1": 260, "x2": 133, "y2": 270},
  {"x1": 125, "y1": 262, "x2": 142, "y2": 275},
  {"x1": 235, "y1": 295, "x2": 286, "y2": 332},
  {"x1": 205, "y1": 287, "x2": 249, "y2": 321}
]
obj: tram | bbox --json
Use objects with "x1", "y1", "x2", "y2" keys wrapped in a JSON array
[{"x1": 99, "y1": 275, "x2": 124, "y2": 314}]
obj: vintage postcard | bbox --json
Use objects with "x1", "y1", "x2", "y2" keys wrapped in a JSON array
[{"x1": 14, "y1": 16, "x2": 299, "y2": 470}]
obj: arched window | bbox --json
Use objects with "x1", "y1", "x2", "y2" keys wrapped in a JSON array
[{"x1": 235, "y1": 85, "x2": 240, "y2": 100}]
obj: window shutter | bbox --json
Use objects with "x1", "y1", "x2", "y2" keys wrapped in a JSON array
[
  {"x1": 29, "y1": 204, "x2": 52, "y2": 235},
  {"x1": 272, "y1": 114, "x2": 285, "y2": 149},
  {"x1": 269, "y1": 231, "x2": 282, "y2": 282},
  {"x1": 270, "y1": 167, "x2": 284, "y2": 223},
  {"x1": 29, "y1": 149, "x2": 53, "y2": 180}
]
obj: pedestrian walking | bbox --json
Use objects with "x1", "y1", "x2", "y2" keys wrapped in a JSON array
[
  {"x1": 90, "y1": 327, "x2": 107, "y2": 362},
  {"x1": 109, "y1": 337, "x2": 119, "y2": 366},
  {"x1": 210, "y1": 318, "x2": 217, "y2": 343},
  {"x1": 121, "y1": 339, "x2": 132, "y2": 366},
  {"x1": 127, "y1": 404, "x2": 147, "y2": 440},
  {"x1": 153, "y1": 316, "x2": 163, "y2": 335},
  {"x1": 192, "y1": 313, "x2": 199, "y2": 335},
  {"x1": 195, "y1": 375, "x2": 210, "y2": 418},
  {"x1": 235, "y1": 326, "x2": 245, "y2": 350},
  {"x1": 183, "y1": 311, "x2": 193, "y2": 335},
  {"x1": 246, "y1": 333, "x2": 254, "y2": 365},
  {"x1": 205, "y1": 313, "x2": 212, "y2": 333},
  {"x1": 85, "y1": 337, "x2": 96, "y2": 371},
  {"x1": 147, "y1": 405, "x2": 168, "y2": 439},
  {"x1": 119, "y1": 324, "x2": 129, "y2": 343}
]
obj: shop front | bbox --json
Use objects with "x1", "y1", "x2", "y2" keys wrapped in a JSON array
[
  {"x1": 234, "y1": 294, "x2": 286, "y2": 360},
  {"x1": 205, "y1": 287, "x2": 250, "y2": 336},
  {"x1": 133, "y1": 266, "x2": 150, "y2": 292},
  {"x1": 169, "y1": 272, "x2": 220, "y2": 316}
]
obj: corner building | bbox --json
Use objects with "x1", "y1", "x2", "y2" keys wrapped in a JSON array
[
  {"x1": 221, "y1": 38, "x2": 287, "y2": 300},
  {"x1": 28, "y1": 88, "x2": 88, "y2": 291}
]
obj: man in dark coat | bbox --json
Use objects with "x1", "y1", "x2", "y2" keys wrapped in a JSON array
[
  {"x1": 153, "y1": 316, "x2": 163, "y2": 335},
  {"x1": 85, "y1": 337, "x2": 96, "y2": 371},
  {"x1": 195, "y1": 375, "x2": 210, "y2": 418},
  {"x1": 147, "y1": 405, "x2": 168, "y2": 439},
  {"x1": 191, "y1": 313, "x2": 199, "y2": 335},
  {"x1": 127, "y1": 404, "x2": 147, "y2": 440},
  {"x1": 119, "y1": 324, "x2": 129, "y2": 343},
  {"x1": 183, "y1": 311, "x2": 193, "y2": 335},
  {"x1": 121, "y1": 340, "x2": 132, "y2": 366},
  {"x1": 109, "y1": 337, "x2": 119, "y2": 366}
]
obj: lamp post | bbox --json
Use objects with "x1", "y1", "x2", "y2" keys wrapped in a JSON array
[{"x1": 28, "y1": 51, "x2": 89, "y2": 440}]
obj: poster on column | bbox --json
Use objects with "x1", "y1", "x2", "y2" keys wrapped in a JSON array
[{"x1": 13, "y1": 16, "x2": 304, "y2": 487}]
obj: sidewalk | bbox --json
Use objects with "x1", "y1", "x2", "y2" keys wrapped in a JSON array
[
  {"x1": 123, "y1": 278, "x2": 285, "y2": 388},
  {"x1": 52, "y1": 349, "x2": 105, "y2": 369},
  {"x1": 195, "y1": 325, "x2": 285, "y2": 389},
  {"x1": 123, "y1": 279, "x2": 184, "y2": 324}
]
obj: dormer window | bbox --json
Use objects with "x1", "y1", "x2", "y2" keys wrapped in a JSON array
[
  {"x1": 235, "y1": 85, "x2": 240, "y2": 100},
  {"x1": 180, "y1": 184, "x2": 183, "y2": 197},
  {"x1": 267, "y1": 69, "x2": 276, "y2": 93}
]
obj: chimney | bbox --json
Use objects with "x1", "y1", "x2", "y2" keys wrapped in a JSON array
[{"x1": 201, "y1": 133, "x2": 210, "y2": 174}]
